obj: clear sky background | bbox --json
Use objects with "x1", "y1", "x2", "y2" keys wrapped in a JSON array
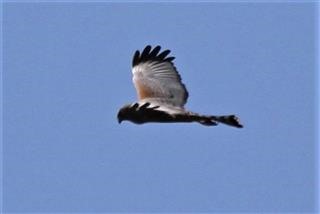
[{"x1": 2, "y1": 2, "x2": 318, "y2": 213}]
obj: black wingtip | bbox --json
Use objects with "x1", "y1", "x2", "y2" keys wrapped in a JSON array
[
  {"x1": 132, "y1": 50, "x2": 140, "y2": 67},
  {"x1": 157, "y1": 49, "x2": 170, "y2": 60},
  {"x1": 132, "y1": 45, "x2": 174, "y2": 67},
  {"x1": 149, "y1": 45, "x2": 161, "y2": 58},
  {"x1": 140, "y1": 45, "x2": 152, "y2": 61}
]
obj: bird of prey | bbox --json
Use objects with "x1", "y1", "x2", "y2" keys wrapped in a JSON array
[{"x1": 117, "y1": 45, "x2": 243, "y2": 128}]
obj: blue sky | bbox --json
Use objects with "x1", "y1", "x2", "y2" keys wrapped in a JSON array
[{"x1": 2, "y1": 2, "x2": 318, "y2": 213}]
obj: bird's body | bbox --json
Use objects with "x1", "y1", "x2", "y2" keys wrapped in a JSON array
[{"x1": 117, "y1": 45, "x2": 243, "y2": 128}]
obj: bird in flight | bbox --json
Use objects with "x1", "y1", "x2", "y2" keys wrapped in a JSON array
[{"x1": 117, "y1": 45, "x2": 243, "y2": 128}]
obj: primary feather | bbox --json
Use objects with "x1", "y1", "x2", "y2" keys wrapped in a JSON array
[{"x1": 132, "y1": 45, "x2": 188, "y2": 107}]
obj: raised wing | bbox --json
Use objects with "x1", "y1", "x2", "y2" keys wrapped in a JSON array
[{"x1": 132, "y1": 45, "x2": 189, "y2": 107}]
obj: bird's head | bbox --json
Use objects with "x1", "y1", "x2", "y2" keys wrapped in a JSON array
[{"x1": 117, "y1": 104, "x2": 132, "y2": 124}]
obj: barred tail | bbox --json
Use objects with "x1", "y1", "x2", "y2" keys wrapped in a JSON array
[{"x1": 197, "y1": 115, "x2": 243, "y2": 128}]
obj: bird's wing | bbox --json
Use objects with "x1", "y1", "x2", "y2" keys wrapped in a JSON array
[{"x1": 132, "y1": 45, "x2": 189, "y2": 107}]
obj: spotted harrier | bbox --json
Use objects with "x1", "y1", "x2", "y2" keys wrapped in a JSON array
[{"x1": 117, "y1": 45, "x2": 243, "y2": 128}]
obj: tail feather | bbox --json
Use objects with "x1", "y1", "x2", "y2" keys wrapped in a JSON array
[
  {"x1": 195, "y1": 115, "x2": 243, "y2": 128},
  {"x1": 198, "y1": 117, "x2": 218, "y2": 126},
  {"x1": 211, "y1": 115, "x2": 243, "y2": 128}
]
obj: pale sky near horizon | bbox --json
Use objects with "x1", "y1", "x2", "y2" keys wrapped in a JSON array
[{"x1": 3, "y1": 2, "x2": 319, "y2": 212}]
